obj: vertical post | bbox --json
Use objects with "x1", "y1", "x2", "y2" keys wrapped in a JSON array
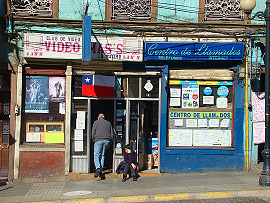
[
  {"x1": 14, "y1": 64, "x2": 23, "y2": 179},
  {"x1": 65, "y1": 65, "x2": 72, "y2": 175},
  {"x1": 259, "y1": 0, "x2": 270, "y2": 186},
  {"x1": 160, "y1": 65, "x2": 168, "y2": 173}
]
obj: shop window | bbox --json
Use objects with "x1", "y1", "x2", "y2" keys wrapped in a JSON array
[
  {"x1": 125, "y1": 77, "x2": 139, "y2": 98},
  {"x1": 141, "y1": 77, "x2": 159, "y2": 98},
  {"x1": 22, "y1": 75, "x2": 65, "y2": 144},
  {"x1": 168, "y1": 80, "x2": 233, "y2": 147},
  {"x1": 71, "y1": 100, "x2": 88, "y2": 155}
]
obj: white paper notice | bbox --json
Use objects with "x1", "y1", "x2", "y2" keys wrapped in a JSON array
[
  {"x1": 186, "y1": 119, "x2": 198, "y2": 128},
  {"x1": 26, "y1": 133, "x2": 41, "y2": 142},
  {"x1": 76, "y1": 111, "x2": 86, "y2": 129},
  {"x1": 76, "y1": 118, "x2": 85, "y2": 129},
  {"x1": 203, "y1": 96, "x2": 214, "y2": 105},
  {"x1": 170, "y1": 98, "x2": 181, "y2": 107},
  {"x1": 217, "y1": 97, "x2": 228, "y2": 108},
  {"x1": 220, "y1": 119, "x2": 230, "y2": 128},
  {"x1": 198, "y1": 119, "x2": 208, "y2": 128},
  {"x1": 170, "y1": 88, "x2": 181, "y2": 97},
  {"x1": 74, "y1": 129, "x2": 83, "y2": 140},
  {"x1": 59, "y1": 102, "x2": 65, "y2": 114},
  {"x1": 193, "y1": 130, "x2": 208, "y2": 146},
  {"x1": 74, "y1": 140, "x2": 84, "y2": 152},
  {"x1": 77, "y1": 111, "x2": 86, "y2": 120},
  {"x1": 169, "y1": 129, "x2": 192, "y2": 146},
  {"x1": 175, "y1": 119, "x2": 184, "y2": 127},
  {"x1": 209, "y1": 119, "x2": 219, "y2": 127}
]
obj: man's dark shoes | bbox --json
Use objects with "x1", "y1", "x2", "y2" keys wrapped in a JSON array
[
  {"x1": 122, "y1": 174, "x2": 127, "y2": 182},
  {"x1": 132, "y1": 173, "x2": 137, "y2": 181},
  {"x1": 94, "y1": 168, "x2": 101, "y2": 178}
]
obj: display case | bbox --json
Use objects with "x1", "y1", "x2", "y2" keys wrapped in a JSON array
[{"x1": 26, "y1": 122, "x2": 64, "y2": 143}]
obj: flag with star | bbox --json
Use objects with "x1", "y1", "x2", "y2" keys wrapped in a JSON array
[{"x1": 82, "y1": 75, "x2": 115, "y2": 97}]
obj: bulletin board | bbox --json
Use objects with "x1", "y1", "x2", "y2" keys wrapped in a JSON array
[{"x1": 26, "y1": 122, "x2": 64, "y2": 143}]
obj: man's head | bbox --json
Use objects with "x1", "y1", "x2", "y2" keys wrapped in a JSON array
[{"x1": 98, "y1": 113, "x2": 105, "y2": 120}]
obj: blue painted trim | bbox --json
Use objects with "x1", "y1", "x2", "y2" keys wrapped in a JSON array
[
  {"x1": 160, "y1": 65, "x2": 168, "y2": 173},
  {"x1": 234, "y1": 77, "x2": 245, "y2": 171},
  {"x1": 83, "y1": 15, "x2": 91, "y2": 62},
  {"x1": 166, "y1": 148, "x2": 235, "y2": 155}
]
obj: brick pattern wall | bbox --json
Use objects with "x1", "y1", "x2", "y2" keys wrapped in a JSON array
[{"x1": 19, "y1": 151, "x2": 65, "y2": 178}]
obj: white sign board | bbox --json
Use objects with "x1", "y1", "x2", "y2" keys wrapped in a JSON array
[
  {"x1": 24, "y1": 33, "x2": 82, "y2": 59},
  {"x1": 24, "y1": 33, "x2": 143, "y2": 62},
  {"x1": 91, "y1": 36, "x2": 143, "y2": 61},
  {"x1": 169, "y1": 129, "x2": 192, "y2": 146}
]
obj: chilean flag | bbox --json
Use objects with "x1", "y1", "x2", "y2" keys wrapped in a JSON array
[{"x1": 82, "y1": 75, "x2": 115, "y2": 97}]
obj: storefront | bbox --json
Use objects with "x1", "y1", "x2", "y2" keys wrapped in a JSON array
[
  {"x1": 145, "y1": 41, "x2": 246, "y2": 173},
  {"x1": 17, "y1": 33, "x2": 163, "y2": 179}
]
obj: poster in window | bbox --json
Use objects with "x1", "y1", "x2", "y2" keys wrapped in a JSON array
[
  {"x1": 253, "y1": 122, "x2": 265, "y2": 144},
  {"x1": 49, "y1": 77, "x2": 65, "y2": 102},
  {"x1": 252, "y1": 92, "x2": 265, "y2": 122},
  {"x1": 169, "y1": 129, "x2": 192, "y2": 146},
  {"x1": 25, "y1": 76, "x2": 49, "y2": 113},
  {"x1": 182, "y1": 85, "x2": 199, "y2": 108}
]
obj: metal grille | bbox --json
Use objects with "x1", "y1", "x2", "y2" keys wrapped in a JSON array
[
  {"x1": 111, "y1": 0, "x2": 152, "y2": 20},
  {"x1": 204, "y1": 0, "x2": 243, "y2": 21},
  {"x1": 11, "y1": 0, "x2": 53, "y2": 16}
]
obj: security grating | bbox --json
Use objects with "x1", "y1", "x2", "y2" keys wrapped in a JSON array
[
  {"x1": 11, "y1": 0, "x2": 53, "y2": 16},
  {"x1": 204, "y1": 0, "x2": 243, "y2": 21},
  {"x1": 111, "y1": 0, "x2": 152, "y2": 20}
]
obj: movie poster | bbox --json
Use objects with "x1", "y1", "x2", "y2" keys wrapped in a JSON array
[
  {"x1": 25, "y1": 76, "x2": 49, "y2": 113},
  {"x1": 49, "y1": 77, "x2": 65, "y2": 101}
]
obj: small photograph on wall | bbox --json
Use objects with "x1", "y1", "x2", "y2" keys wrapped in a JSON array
[
  {"x1": 49, "y1": 77, "x2": 66, "y2": 102},
  {"x1": 25, "y1": 76, "x2": 49, "y2": 113}
]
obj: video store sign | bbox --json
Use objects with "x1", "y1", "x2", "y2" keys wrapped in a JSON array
[{"x1": 24, "y1": 33, "x2": 82, "y2": 59}]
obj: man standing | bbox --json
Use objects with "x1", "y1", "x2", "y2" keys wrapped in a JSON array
[{"x1": 92, "y1": 113, "x2": 114, "y2": 178}]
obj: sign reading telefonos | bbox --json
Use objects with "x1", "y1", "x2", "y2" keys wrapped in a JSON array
[{"x1": 145, "y1": 42, "x2": 244, "y2": 61}]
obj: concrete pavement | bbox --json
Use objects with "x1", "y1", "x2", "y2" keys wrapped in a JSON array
[{"x1": 0, "y1": 169, "x2": 270, "y2": 203}]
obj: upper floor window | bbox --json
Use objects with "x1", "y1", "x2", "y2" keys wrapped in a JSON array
[
  {"x1": 11, "y1": 0, "x2": 57, "y2": 18},
  {"x1": 107, "y1": 0, "x2": 157, "y2": 21},
  {"x1": 203, "y1": 0, "x2": 243, "y2": 21}
]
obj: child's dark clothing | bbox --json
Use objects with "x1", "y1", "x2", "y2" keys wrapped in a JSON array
[
  {"x1": 116, "y1": 151, "x2": 138, "y2": 181},
  {"x1": 123, "y1": 152, "x2": 137, "y2": 175}
]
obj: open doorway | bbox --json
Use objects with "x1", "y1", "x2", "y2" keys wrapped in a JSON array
[
  {"x1": 129, "y1": 101, "x2": 159, "y2": 172},
  {"x1": 90, "y1": 100, "x2": 114, "y2": 173}
]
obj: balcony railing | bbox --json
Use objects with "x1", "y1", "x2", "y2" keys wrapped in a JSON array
[
  {"x1": 204, "y1": 0, "x2": 243, "y2": 21},
  {"x1": 11, "y1": 0, "x2": 53, "y2": 17},
  {"x1": 111, "y1": 0, "x2": 152, "y2": 20}
]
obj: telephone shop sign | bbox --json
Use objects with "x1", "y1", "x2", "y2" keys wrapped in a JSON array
[{"x1": 145, "y1": 42, "x2": 244, "y2": 61}]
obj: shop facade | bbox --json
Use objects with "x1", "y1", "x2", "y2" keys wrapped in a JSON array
[
  {"x1": 145, "y1": 41, "x2": 246, "y2": 173},
  {"x1": 15, "y1": 32, "x2": 164, "y2": 179}
]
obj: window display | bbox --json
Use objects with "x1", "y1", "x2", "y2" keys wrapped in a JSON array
[{"x1": 168, "y1": 80, "x2": 233, "y2": 147}]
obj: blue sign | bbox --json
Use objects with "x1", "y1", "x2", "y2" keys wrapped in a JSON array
[
  {"x1": 204, "y1": 87, "x2": 212, "y2": 95},
  {"x1": 217, "y1": 86, "x2": 229, "y2": 97},
  {"x1": 145, "y1": 42, "x2": 244, "y2": 61},
  {"x1": 83, "y1": 15, "x2": 91, "y2": 63}
]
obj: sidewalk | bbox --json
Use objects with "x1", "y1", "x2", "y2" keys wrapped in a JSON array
[{"x1": 0, "y1": 170, "x2": 270, "y2": 203}]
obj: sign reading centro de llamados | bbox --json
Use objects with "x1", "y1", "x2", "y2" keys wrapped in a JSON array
[{"x1": 144, "y1": 42, "x2": 244, "y2": 61}]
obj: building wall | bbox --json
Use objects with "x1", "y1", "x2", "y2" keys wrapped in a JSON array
[{"x1": 19, "y1": 151, "x2": 65, "y2": 178}]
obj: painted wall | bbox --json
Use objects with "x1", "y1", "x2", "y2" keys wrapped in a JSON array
[
  {"x1": 157, "y1": 0, "x2": 199, "y2": 22},
  {"x1": 251, "y1": 0, "x2": 266, "y2": 24},
  {"x1": 19, "y1": 151, "x2": 65, "y2": 178},
  {"x1": 59, "y1": 0, "x2": 105, "y2": 20}
]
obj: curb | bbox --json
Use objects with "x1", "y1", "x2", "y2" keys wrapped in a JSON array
[{"x1": 33, "y1": 190, "x2": 270, "y2": 203}]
